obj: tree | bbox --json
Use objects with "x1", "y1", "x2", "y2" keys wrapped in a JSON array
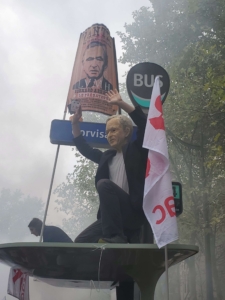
[
  {"x1": 54, "y1": 150, "x2": 99, "y2": 239},
  {"x1": 165, "y1": 40, "x2": 225, "y2": 300},
  {"x1": 117, "y1": 1, "x2": 225, "y2": 299},
  {"x1": 0, "y1": 188, "x2": 44, "y2": 241},
  {"x1": 118, "y1": 0, "x2": 225, "y2": 67}
]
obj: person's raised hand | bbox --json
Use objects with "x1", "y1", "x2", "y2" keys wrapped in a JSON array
[
  {"x1": 106, "y1": 89, "x2": 123, "y2": 105},
  {"x1": 70, "y1": 105, "x2": 82, "y2": 124}
]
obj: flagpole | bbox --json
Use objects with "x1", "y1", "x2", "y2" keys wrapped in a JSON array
[
  {"x1": 165, "y1": 245, "x2": 169, "y2": 300},
  {"x1": 39, "y1": 103, "x2": 68, "y2": 242}
]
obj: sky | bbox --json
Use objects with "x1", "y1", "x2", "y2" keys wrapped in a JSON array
[{"x1": 0, "y1": 0, "x2": 150, "y2": 299}]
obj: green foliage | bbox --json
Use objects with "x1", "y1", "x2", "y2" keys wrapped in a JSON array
[
  {"x1": 0, "y1": 188, "x2": 43, "y2": 241},
  {"x1": 118, "y1": 0, "x2": 225, "y2": 68},
  {"x1": 117, "y1": 0, "x2": 225, "y2": 298},
  {"x1": 54, "y1": 150, "x2": 99, "y2": 238}
]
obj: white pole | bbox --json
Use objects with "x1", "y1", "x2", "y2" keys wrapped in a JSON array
[{"x1": 165, "y1": 245, "x2": 169, "y2": 300}]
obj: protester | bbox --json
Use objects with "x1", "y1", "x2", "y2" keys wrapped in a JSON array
[
  {"x1": 71, "y1": 89, "x2": 148, "y2": 243},
  {"x1": 28, "y1": 218, "x2": 73, "y2": 243}
]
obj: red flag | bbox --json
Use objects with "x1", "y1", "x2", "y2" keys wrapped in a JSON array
[
  {"x1": 7, "y1": 268, "x2": 30, "y2": 300},
  {"x1": 142, "y1": 76, "x2": 178, "y2": 248}
]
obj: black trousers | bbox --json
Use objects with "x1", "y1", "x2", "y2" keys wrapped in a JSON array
[{"x1": 75, "y1": 179, "x2": 145, "y2": 243}]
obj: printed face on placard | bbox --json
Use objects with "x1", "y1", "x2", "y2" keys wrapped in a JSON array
[
  {"x1": 82, "y1": 45, "x2": 106, "y2": 80},
  {"x1": 67, "y1": 24, "x2": 119, "y2": 116}
]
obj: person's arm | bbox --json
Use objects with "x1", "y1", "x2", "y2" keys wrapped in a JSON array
[
  {"x1": 70, "y1": 105, "x2": 82, "y2": 138},
  {"x1": 129, "y1": 106, "x2": 147, "y2": 147},
  {"x1": 106, "y1": 89, "x2": 135, "y2": 114},
  {"x1": 70, "y1": 105, "x2": 103, "y2": 163}
]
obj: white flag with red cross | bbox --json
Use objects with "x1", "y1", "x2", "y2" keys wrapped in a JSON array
[
  {"x1": 142, "y1": 76, "x2": 178, "y2": 248},
  {"x1": 7, "y1": 268, "x2": 30, "y2": 300}
]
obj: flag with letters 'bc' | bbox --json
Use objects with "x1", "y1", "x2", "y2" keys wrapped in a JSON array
[
  {"x1": 142, "y1": 76, "x2": 178, "y2": 248},
  {"x1": 7, "y1": 268, "x2": 29, "y2": 300}
]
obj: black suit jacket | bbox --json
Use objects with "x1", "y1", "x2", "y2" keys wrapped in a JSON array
[
  {"x1": 43, "y1": 225, "x2": 73, "y2": 243},
  {"x1": 73, "y1": 77, "x2": 113, "y2": 91},
  {"x1": 73, "y1": 106, "x2": 148, "y2": 217}
]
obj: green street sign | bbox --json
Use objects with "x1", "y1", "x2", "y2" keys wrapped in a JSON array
[{"x1": 172, "y1": 182, "x2": 183, "y2": 216}]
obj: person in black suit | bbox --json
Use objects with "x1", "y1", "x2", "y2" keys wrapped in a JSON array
[
  {"x1": 71, "y1": 89, "x2": 148, "y2": 244},
  {"x1": 28, "y1": 218, "x2": 73, "y2": 243},
  {"x1": 73, "y1": 41, "x2": 113, "y2": 92}
]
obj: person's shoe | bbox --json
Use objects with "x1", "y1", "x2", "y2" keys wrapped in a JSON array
[{"x1": 98, "y1": 235, "x2": 128, "y2": 244}]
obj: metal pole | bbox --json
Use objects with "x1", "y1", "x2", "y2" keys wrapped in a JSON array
[
  {"x1": 165, "y1": 245, "x2": 169, "y2": 300},
  {"x1": 39, "y1": 105, "x2": 68, "y2": 242},
  {"x1": 39, "y1": 144, "x2": 61, "y2": 242}
]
